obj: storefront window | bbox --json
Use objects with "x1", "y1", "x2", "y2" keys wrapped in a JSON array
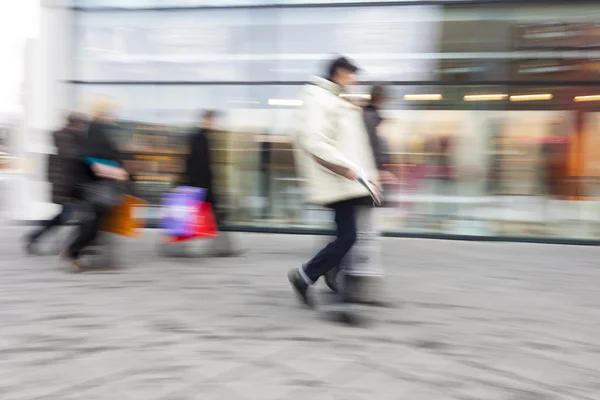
[
  {"x1": 69, "y1": 2, "x2": 600, "y2": 240},
  {"x1": 73, "y1": 0, "x2": 414, "y2": 8}
]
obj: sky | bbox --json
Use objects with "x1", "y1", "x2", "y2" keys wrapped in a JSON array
[{"x1": 0, "y1": 1, "x2": 40, "y2": 115}]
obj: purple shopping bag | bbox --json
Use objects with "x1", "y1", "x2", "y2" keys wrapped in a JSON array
[{"x1": 160, "y1": 186, "x2": 206, "y2": 237}]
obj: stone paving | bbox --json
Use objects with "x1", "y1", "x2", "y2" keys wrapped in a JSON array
[{"x1": 0, "y1": 226, "x2": 599, "y2": 399}]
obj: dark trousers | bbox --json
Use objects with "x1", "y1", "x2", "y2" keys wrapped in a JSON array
[
  {"x1": 302, "y1": 199, "x2": 357, "y2": 283},
  {"x1": 30, "y1": 205, "x2": 72, "y2": 242},
  {"x1": 68, "y1": 203, "x2": 109, "y2": 259},
  {"x1": 211, "y1": 198, "x2": 236, "y2": 252}
]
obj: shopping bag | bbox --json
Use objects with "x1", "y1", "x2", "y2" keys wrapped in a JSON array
[
  {"x1": 101, "y1": 195, "x2": 147, "y2": 237},
  {"x1": 340, "y1": 206, "x2": 385, "y2": 304},
  {"x1": 160, "y1": 187, "x2": 206, "y2": 237},
  {"x1": 356, "y1": 175, "x2": 383, "y2": 206},
  {"x1": 165, "y1": 202, "x2": 218, "y2": 243}
]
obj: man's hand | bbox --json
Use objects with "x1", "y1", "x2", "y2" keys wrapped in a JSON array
[
  {"x1": 114, "y1": 168, "x2": 130, "y2": 183},
  {"x1": 92, "y1": 164, "x2": 129, "y2": 183},
  {"x1": 368, "y1": 180, "x2": 384, "y2": 200},
  {"x1": 343, "y1": 168, "x2": 358, "y2": 181},
  {"x1": 313, "y1": 156, "x2": 357, "y2": 181}
]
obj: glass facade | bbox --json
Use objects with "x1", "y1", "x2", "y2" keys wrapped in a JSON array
[
  {"x1": 73, "y1": 1, "x2": 419, "y2": 8},
  {"x1": 67, "y1": 1, "x2": 600, "y2": 240}
]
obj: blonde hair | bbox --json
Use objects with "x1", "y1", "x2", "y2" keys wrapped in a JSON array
[{"x1": 91, "y1": 96, "x2": 116, "y2": 120}]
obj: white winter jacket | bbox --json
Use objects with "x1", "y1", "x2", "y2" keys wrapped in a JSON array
[{"x1": 291, "y1": 77, "x2": 379, "y2": 206}]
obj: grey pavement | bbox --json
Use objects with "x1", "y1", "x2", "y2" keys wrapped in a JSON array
[{"x1": 1, "y1": 226, "x2": 600, "y2": 400}]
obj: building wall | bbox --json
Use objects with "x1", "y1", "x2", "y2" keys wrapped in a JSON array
[
  {"x1": 24, "y1": 0, "x2": 600, "y2": 240},
  {"x1": 23, "y1": 0, "x2": 74, "y2": 220}
]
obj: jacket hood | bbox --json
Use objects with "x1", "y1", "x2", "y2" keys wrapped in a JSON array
[{"x1": 309, "y1": 76, "x2": 343, "y2": 96}]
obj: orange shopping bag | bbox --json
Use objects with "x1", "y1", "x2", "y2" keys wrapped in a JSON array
[
  {"x1": 101, "y1": 195, "x2": 147, "y2": 237},
  {"x1": 166, "y1": 202, "x2": 218, "y2": 243}
]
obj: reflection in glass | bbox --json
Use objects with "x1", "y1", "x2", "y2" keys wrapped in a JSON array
[{"x1": 66, "y1": 1, "x2": 600, "y2": 240}]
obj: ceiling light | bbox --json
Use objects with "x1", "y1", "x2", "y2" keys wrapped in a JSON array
[
  {"x1": 509, "y1": 94, "x2": 553, "y2": 102},
  {"x1": 574, "y1": 95, "x2": 600, "y2": 102},
  {"x1": 268, "y1": 99, "x2": 303, "y2": 107},
  {"x1": 404, "y1": 94, "x2": 442, "y2": 101},
  {"x1": 464, "y1": 94, "x2": 508, "y2": 101},
  {"x1": 340, "y1": 94, "x2": 372, "y2": 100}
]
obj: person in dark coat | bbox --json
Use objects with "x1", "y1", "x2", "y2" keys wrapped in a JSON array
[
  {"x1": 322, "y1": 84, "x2": 395, "y2": 298},
  {"x1": 62, "y1": 100, "x2": 129, "y2": 271},
  {"x1": 25, "y1": 113, "x2": 86, "y2": 254},
  {"x1": 363, "y1": 85, "x2": 395, "y2": 185},
  {"x1": 185, "y1": 110, "x2": 243, "y2": 257},
  {"x1": 186, "y1": 111, "x2": 218, "y2": 207}
]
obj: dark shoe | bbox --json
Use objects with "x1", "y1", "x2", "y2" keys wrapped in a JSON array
[
  {"x1": 80, "y1": 248, "x2": 102, "y2": 256},
  {"x1": 212, "y1": 248, "x2": 247, "y2": 258},
  {"x1": 288, "y1": 268, "x2": 314, "y2": 308},
  {"x1": 332, "y1": 310, "x2": 369, "y2": 327},
  {"x1": 324, "y1": 267, "x2": 340, "y2": 293},
  {"x1": 25, "y1": 239, "x2": 36, "y2": 256},
  {"x1": 24, "y1": 233, "x2": 40, "y2": 255},
  {"x1": 342, "y1": 274, "x2": 369, "y2": 304},
  {"x1": 59, "y1": 250, "x2": 85, "y2": 273}
]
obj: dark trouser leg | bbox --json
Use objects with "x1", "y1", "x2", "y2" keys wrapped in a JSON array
[
  {"x1": 212, "y1": 201, "x2": 225, "y2": 231},
  {"x1": 301, "y1": 200, "x2": 357, "y2": 284},
  {"x1": 68, "y1": 205, "x2": 107, "y2": 259},
  {"x1": 324, "y1": 239, "x2": 353, "y2": 293},
  {"x1": 211, "y1": 200, "x2": 236, "y2": 254},
  {"x1": 30, "y1": 205, "x2": 71, "y2": 242},
  {"x1": 324, "y1": 205, "x2": 380, "y2": 293}
]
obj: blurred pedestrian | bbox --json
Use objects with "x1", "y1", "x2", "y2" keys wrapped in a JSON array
[
  {"x1": 185, "y1": 110, "x2": 243, "y2": 257},
  {"x1": 364, "y1": 85, "x2": 395, "y2": 185},
  {"x1": 288, "y1": 56, "x2": 380, "y2": 310},
  {"x1": 62, "y1": 98, "x2": 129, "y2": 271},
  {"x1": 323, "y1": 84, "x2": 394, "y2": 298},
  {"x1": 425, "y1": 133, "x2": 456, "y2": 229},
  {"x1": 25, "y1": 113, "x2": 87, "y2": 255},
  {"x1": 540, "y1": 123, "x2": 569, "y2": 231}
]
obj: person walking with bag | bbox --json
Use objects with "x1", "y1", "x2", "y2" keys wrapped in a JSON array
[
  {"x1": 184, "y1": 110, "x2": 243, "y2": 257},
  {"x1": 288, "y1": 56, "x2": 381, "y2": 310},
  {"x1": 61, "y1": 99, "x2": 129, "y2": 271},
  {"x1": 25, "y1": 113, "x2": 86, "y2": 254}
]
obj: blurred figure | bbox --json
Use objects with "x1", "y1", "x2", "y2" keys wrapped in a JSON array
[
  {"x1": 364, "y1": 85, "x2": 395, "y2": 186},
  {"x1": 0, "y1": 126, "x2": 7, "y2": 152},
  {"x1": 185, "y1": 110, "x2": 243, "y2": 257},
  {"x1": 259, "y1": 135, "x2": 271, "y2": 219},
  {"x1": 541, "y1": 124, "x2": 569, "y2": 200},
  {"x1": 62, "y1": 98, "x2": 129, "y2": 271},
  {"x1": 25, "y1": 113, "x2": 87, "y2": 254},
  {"x1": 487, "y1": 121, "x2": 504, "y2": 196},
  {"x1": 426, "y1": 133, "x2": 456, "y2": 229},
  {"x1": 402, "y1": 132, "x2": 426, "y2": 224},
  {"x1": 288, "y1": 56, "x2": 380, "y2": 310},
  {"x1": 323, "y1": 84, "x2": 394, "y2": 297},
  {"x1": 540, "y1": 122, "x2": 570, "y2": 231}
]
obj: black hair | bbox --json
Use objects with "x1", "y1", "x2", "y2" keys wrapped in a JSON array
[
  {"x1": 201, "y1": 110, "x2": 218, "y2": 120},
  {"x1": 67, "y1": 112, "x2": 86, "y2": 125},
  {"x1": 327, "y1": 56, "x2": 359, "y2": 81},
  {"x1": 370, "y1": 85, "x2": 388, "y2": 105}
]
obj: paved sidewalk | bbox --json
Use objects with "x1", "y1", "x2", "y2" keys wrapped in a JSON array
[{"x1": 1, "y1": 227, "x2": 599, "y2": 400}]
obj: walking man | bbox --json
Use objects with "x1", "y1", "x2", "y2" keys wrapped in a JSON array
[
  {"x1": 185, "y1": 110, "x2": 243, "y2": 257},
  {"x1": 26, "y1": 113, "x2": 86, "y2": 254},
  {"x1": 323, "y1": 84, "x2": 395, "y2": 296},
  {"x1": 62, "y1": 99, "x2": 129, "y2": 271},
  {"x1": 288, "y1": 56, "x2": 380, "y2": 307}
]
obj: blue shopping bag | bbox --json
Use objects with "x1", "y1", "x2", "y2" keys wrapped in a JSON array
[{"x1": 160, "y1": 186, "x2": 206, "y2": 237}]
